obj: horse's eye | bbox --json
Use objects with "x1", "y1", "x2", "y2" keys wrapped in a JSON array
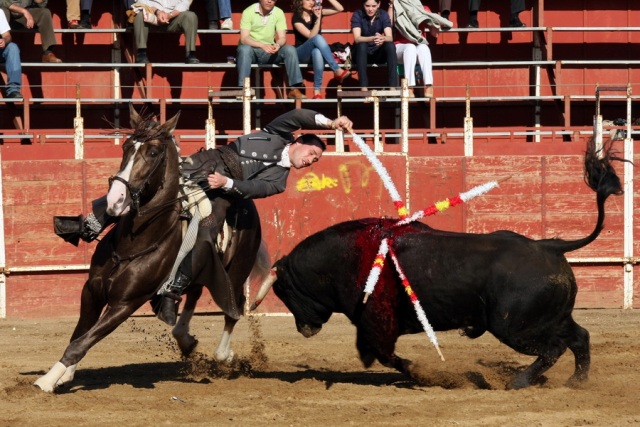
[{"x1": 148, "y1": 148, "x2": 159, "y2": 158}]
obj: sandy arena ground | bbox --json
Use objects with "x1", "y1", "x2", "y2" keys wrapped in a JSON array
[{"x1": 1, "y1": 309, "x2": 639, "y2": 426}]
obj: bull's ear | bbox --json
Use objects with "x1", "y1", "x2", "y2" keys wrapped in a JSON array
[
  {"x1": 161, "y1": 111, "x2": 181, "y2": 135},
  {"x1": 129, "y1": 103, "x2": 141, "y2": 128}
]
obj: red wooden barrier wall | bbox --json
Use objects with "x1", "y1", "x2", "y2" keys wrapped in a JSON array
[{"x1": 3, "y1": 140, "x2": 639, "y2": 318}]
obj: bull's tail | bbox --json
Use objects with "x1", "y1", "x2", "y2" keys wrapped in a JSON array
[{"x1": 544, "y1": 137, "x2": 627, "y2": 253}]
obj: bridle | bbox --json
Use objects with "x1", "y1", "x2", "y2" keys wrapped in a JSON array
[{"x1": 108, "y1": 137, "x2": 169, "y2": 215}]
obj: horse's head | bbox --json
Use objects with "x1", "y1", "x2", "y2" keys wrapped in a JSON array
[{"x1": 106, "y1": 105, "x2": 181, "y2": 217}]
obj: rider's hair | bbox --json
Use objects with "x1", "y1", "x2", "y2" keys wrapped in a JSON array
[{"x1": 295, "y1": 134, "x2": 326, "y2": 151}]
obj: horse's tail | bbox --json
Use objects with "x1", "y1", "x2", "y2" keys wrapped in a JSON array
[{"x1": 541, "y1": 137, "x2": 627, "y2": 253}]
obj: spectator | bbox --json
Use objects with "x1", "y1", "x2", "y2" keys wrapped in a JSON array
[
  {"x1": 291, "y1": 0, "x2": 350, "y2": 99},
  {"x1": 389, "y1": 0, "x2": 440, "y2": 98},
  {"x1": 439, "y1": 0, "x2": 526, "y2": 28},
  {"x1": 351, "y1": 0, "x2": 397, "y2": 91},
  {"x1": 130, "y1": 0, "x2": 199, "y2": 64},
  {"x1": 1, "y1": 0, "x2": 63, "y2": 63},
  {"x1": 204, "y1": 0, "x2": 232, "y2": 30},
  {"x1": 0, "y1": 9, "x2": 22, "y2": 98},
  {"x1": 237, "y1": 0, "x2": 307, "y2": 99},
  {"x1": 66, "y1": 0, "x2": 92, "y2": 29}
]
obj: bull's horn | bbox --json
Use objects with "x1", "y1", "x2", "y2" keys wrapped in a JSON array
[{"x1": 250, "y1": 268, "x2": 277, "y2": 311}]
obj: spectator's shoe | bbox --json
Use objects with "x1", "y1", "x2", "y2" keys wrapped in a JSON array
[
  {"x1": 209, "y1": 21, "x2": 220, "y2": 29},
  {"x1": 509, "y1": 17, "x2": 526, "y2": 27},
  {"x1": 79, "y1": 12, "x2": 91, "y2": 29},
  {"x1": 467, "y1": 18, "x2": 479, "y2": 28},
  {"x1": 185, "y1": 55, "x2": 200, "y2": 64},
  {"x1": 287, "y1": 88, "x2": 307, "y2": 99},
  {"x1": 424, "y1": 85, "x2": 434, "y2": 98},
  {"x1": 68, "y1": 20, "x2": 80, "y2": 29},
  {"x1": 42, "y1": 52, "x2": 62, "y2": 63},
  {"x1": 6, "y1": 91, "x2": 23, "y2": 99},
  {"x1": 221, "y1": 18, "x2": 233, "y2": 30},
  {"x1": 312, "y1": 94, "x2": 323, "y2": 99},
  {"x1": 136, "y1": 52, "x2": 150, "y2": 64},
  {"x1": 334, "y1": 69, "x2": 351, "y2": 83}
]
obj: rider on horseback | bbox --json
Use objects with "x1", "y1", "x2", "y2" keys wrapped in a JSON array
[{"x1": 54, "y1": 108, "x2": 353, "y2": 326}]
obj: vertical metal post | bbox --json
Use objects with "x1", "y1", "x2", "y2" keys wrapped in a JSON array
[
  {"x1": 374, "y1": 96, "x2": 381, "y2": 152},
  {"x1": 74, "y1": 84, "x2": 84, "y2": 160},
  {"x1": 243, "y1": 77, "x2": 251, "y2": 134},
  {"x1": 463, "y1": 85, "x2": 473, "y2": 157},
  {"x1": 400, "y1": 78, "x2": 409, "y2": 152},
  {"x1": 593, "y1": 83, "x2": 603, "y2": 153},
  {"x1": 205, "y1": 87, "x2": 216, "y2": 149},
  {"x1": 623, "y1": 84, "x2": 634, "y2": 309},
  {"x1": 0, "y1": 149, "x2": 6, "y2": 319},
  {"x1": 335, "y1": 87, "x2": 344, "y2": 153}
]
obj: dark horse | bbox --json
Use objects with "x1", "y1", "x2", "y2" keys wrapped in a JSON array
[{"x1": 34, "y1": 105, "x2": 263, "y2": 392}]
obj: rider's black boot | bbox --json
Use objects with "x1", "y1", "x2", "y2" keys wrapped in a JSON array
[
  {"x1": 53, "y1": 196, "x2": 111, "y2": 246},
  {"x1": 156, "y1": 271, "x2": 191, "y2": 326}
]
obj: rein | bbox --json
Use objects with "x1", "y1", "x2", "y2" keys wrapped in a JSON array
[{"x1": 108, "y1": 219, "x2": 179, "y2": 277}]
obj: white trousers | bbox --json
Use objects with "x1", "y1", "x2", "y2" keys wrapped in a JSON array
[{"x1": 395, "y1": 43, "x2": 433, "y2": 87}]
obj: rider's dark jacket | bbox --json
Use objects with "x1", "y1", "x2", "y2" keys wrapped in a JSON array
[{"x1": 182, "y1": 108, "x2": 328, "y2": 200}]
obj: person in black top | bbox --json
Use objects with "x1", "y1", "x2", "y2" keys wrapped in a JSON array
[
  {"x1": 291, "y1": 0, "x2": 351, "y2": 99},
  {"x1": 351, "y1": 0, "x2": 398, "y2": 91}
]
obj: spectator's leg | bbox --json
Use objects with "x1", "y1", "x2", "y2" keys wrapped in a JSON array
[
  {"x1": 29, "y1": 8, "x2": 57, "y2": 53},
  {"x1": 236, "y1": 45, "x2": 256, "y2": 87},
  {"x1": 295, "y1": 39, "x2": 315, "y2": 90},
  {"x1": 133, "y1": 12, "x2": 150, "y2": 62},
  {"x1": 310, "y1": 48, "x2": 324, "y2": 94},
  {"x1": 2, "y1": 43, "x2": 22, "y2": 96},
  {"x1": 80, "y1": 0, "x2": 93, "y2": 28},
  {"x1": 396, "y1": 43, "x2": 416, "y2": 87},
  {"x1": 509, "y1": 0, "x2": 526, "y2": 26},
  {"x1": 416, "y1": 44, "x2": 433, "y2": 86},
  {"x1": 278, "y1": 45, "x2": 303, "y2": 87},
  {"x1": 354, "y1": 42, "x2": 370, "y2": 89},
  {"x1": 511, "y1": 0, "x2": 525, "y2": 15},
  {"x1": 168, "y1": 11, "x2": 198, "y2": 57},
  {"x1": 468, "y1": 0, "x2": 480, "y2": 27},
  {"x1": 204, "y1": 0, "x2": 220, "y2": 29},
  {"x1": 382, "y1": 42, "x2": 398, "y2": 88},
  {"x1": 66, "y1": 0, "x2": 80, "y2": 27},
  {"x1": 439, "y1": 0, "x2": 452, "y2": 19},
  {"x1": 218, "y1": 0, "x2": 232, "y2": 20}
]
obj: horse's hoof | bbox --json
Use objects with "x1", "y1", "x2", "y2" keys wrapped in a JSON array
[
  {"x1": 33, "y1": 378, "x2": 56, "y2": 393},
  {"x1": 181, "y1": 338, "x2": 199, "y2": 357},
  {"x1": 215, "y1": 349, "x2": 234, "y2": 364}
]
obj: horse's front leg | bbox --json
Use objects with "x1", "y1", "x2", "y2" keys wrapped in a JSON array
[
  {"x1": 214, "y1": 314, "x2": 239, "y2": 363},
  {"x1": 34, "y1": 303, "x2": 140, "y2": 392},
  {"x1": 172, "y1": 286, "x2": 202, "y2": 357}
]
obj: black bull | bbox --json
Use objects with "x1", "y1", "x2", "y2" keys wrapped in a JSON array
[{"x1": 253, "y1": 138, "x2": 625, "y2": 389}]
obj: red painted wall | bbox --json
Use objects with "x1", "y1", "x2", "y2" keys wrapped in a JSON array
[{"x1": 3, "y1": 140, "x2": 638, "y2": 318}]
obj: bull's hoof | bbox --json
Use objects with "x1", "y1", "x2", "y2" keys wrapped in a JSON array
[
  {"x1": 506, "y1": 376, "x2": 530, "y2": 390},
  {"x1": 565, "y1": 373, "x2": 588, "y2": 388}
]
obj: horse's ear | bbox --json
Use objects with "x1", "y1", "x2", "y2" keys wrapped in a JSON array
[
  {"x1": 161, "y1": 111, "x2": 181, "y2": 135},
  {"x1": 129, "y1": 103, "x2": 141, "y2": 128}
]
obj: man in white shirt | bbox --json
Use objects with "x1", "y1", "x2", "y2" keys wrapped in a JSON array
[{"x1": 0, "y1": 10, "x2": 22, "y2": 98}]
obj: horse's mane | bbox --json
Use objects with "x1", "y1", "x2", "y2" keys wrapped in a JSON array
[{"x1": 131, "y1": 117, "x2": 170, "y2": 145}]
